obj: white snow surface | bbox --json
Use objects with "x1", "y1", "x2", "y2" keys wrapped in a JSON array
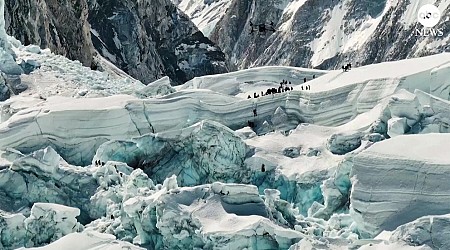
[
  {"x1": 173, "y1": 0, "x2": 232, "y2": 36},
  {"x1": 18, "y1": 231, "x2": 144, "y2": 250},
  {"x1": 9, "y1": 37, "x2": 145, "y2": 99},
  {"x1": 179, "y1": 66, "x2": 328, "y2": 98}
]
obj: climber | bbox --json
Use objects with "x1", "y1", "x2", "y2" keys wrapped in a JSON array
[
  {"x1": 261, "y1": 164, "x2": 266, "y2": 172},
  {"x1": 304, "y1": 77, "x2": 307, "y2": 83},
  {"x1": 248, "y1": 95, "x2": 251, "y2": 99},
  {"x1": 253, "y1": 108, "x2": 258, "y2": 117},
  {"x1": 313, "y1": 75, "x2": 316, "y2": 79},
  {"x1": 101, "y1": 162, "x2": 105, "y2": 166},
  {"x1": 248, "y1": 120, "x2": 255, "y2": 128},
  {"x1": 110, "y1": 215, "x2": 114, "y2": 220},
  {"x1": 261, "y1": 91, "x2": 265, "y2": 97},
  {"x1": 347, "y1": 63, "x2": 352, "y2": 70},
  {"x1": 342, "y1": 65, "x2": 350, "y2": 72},
  {"x1": 285, "y1": 86, "x2": 290, "y2": 92},
  {"x1": 291, "y1": 86, "x2": 293, "y2": 91}
]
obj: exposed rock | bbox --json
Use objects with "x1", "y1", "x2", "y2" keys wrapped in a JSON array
[
  {"x1": 87, "y1": 0, "x2": 228, "y2": 85},
  {"x1": 5, "y1": 0, "x2": 96, "y2": 68},
  {"x1": 202, "y1": 0, "x2": 450, "y2": 71},
  {"x1": 5, "y1": 0, "x2": 228, "y2": 85}
]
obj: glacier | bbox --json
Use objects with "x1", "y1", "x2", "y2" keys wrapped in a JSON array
[
  {"x1": 1, "y1": 53, "x2": 449, "y2": 166},
  {"x1": 1, "y1": 3, "x2": 450, "y2": 247}
]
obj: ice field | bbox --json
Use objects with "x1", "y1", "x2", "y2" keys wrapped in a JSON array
[{"x1": 1, "y1": 9, "x2": 450, "y2": 249}]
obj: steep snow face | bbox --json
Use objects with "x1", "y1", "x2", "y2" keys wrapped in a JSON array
[
  {"x1": 351, "y1": 134, "x2": 450, "y2": 237},
  {"x1": 0, "y1": 40, "x2": 150, "y2": 123},
  {"x1": 206, "y1": 0, "x2": 449, "y2": 71},
  {"x1": 87, "y1": 0, "x2": 228, "y2": 85},
  {"x1": 173, "y1": 0, "x2": 233, "y2": 36}
]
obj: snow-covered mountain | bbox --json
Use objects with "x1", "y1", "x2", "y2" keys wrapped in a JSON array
[
  {"x1": 172, "y1": 0, "x2": 233, "y2": 37},
  {"x1": 175, "y1": 0, "x2": 450, "y2": 71},
  {"x1": 4, "y1": 0, "x2": 228, "y2": 85}
]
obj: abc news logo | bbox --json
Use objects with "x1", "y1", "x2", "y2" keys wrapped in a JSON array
[{"x1": 415, "y1": 4, "x2": 444, "y2": 37}]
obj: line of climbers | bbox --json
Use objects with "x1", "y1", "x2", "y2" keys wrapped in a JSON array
[
  {"x1": 246, "y1": 75, "x2": 318, "y2": 129},
  {"x1": 94, "y1": 160, "x2": 105, "y2": 166},
  {"x1": 304, "y1": 75, "x2": 316, "y2": 83},
  {"x1": 247, "y1": 79, "x2": 294, "y2": 99}
]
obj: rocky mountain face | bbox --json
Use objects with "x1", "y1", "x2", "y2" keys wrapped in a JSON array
[
  {"x1": 88, "y1": 0, "x2": 227, "y2": 85},
  {"x1": 4, "y1": 0, "x2": 96, "y2": 68},
  {"x1": 4, "y1": 0, "x2": 228, "y2": 85},
  {"x1": 176, "y1": 0, "x2": 450, "y2": 71}
]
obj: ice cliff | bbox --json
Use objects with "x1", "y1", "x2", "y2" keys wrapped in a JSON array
[{"x1": 1, "y1": 53, "x2": 448, "y2": 166}]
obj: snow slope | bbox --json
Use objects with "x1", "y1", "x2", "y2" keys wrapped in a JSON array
[
  {"x1": 204, "y1": 0, "x2": 450, "y2": 72},
  {"x1": 173, "y1": 0, "x2": 232, "y2": 37},
  {"x1": 18, "y1": 231, "x2": 145, "y2": 250}
]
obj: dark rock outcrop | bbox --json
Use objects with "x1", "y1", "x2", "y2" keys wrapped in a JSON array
[
  {"x1": 4, "y1": 0, "x2": 228, "y2": 85},
  {"x1": 204, "y1": 0, "x2": 450, "y2": 71},
  {"x1": 88, "y1": 0, "x2": 227, "y2": 85},
  {"x1": 5, "y1": 0, "x2": 96, "y2": 68}
]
